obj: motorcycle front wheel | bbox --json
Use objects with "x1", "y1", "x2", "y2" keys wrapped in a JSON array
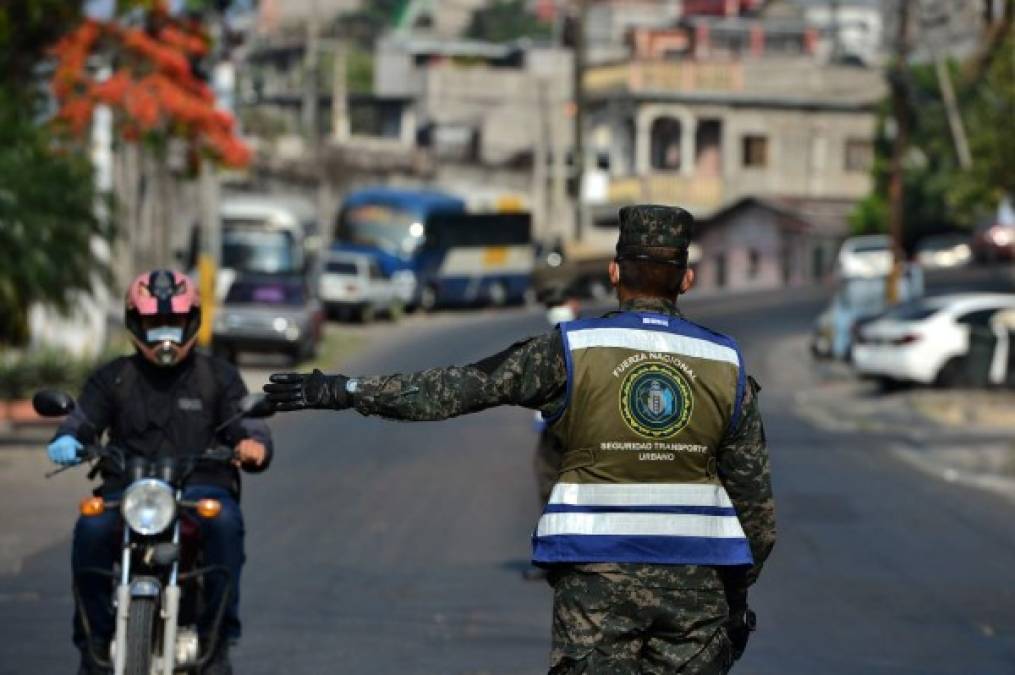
[{"x1": 124, "y1": 596, "x2": 157, "y2": 675}]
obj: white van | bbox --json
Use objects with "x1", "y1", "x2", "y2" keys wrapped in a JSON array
[
  {"x1": 319, "y1": 251, "x2": 401, "y2": 322},
  {"x1": 216, "y1": 194, "x2": 320, "y2": 299}
]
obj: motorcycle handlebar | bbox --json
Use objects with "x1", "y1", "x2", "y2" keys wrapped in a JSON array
[{"x1": 47, "y1": 444, "x2": 237, "y2": 480}]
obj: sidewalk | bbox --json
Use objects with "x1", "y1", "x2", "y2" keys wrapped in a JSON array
[{"x1": 769, "y1": 333, "x2": 1015, "y2": 501}]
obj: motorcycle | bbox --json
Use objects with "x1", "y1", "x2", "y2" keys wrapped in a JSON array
[{"x1": 33, "y1": 389, "x2": 274, "y2": 675}]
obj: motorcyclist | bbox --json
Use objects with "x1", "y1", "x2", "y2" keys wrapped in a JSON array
[{"x1": 48, "y1": 269, "x2": 273, "y2": 675}]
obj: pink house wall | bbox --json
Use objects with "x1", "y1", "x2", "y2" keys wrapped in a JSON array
[{"x1": 693, "y1": 205, "x2": 804, "y2": 292}]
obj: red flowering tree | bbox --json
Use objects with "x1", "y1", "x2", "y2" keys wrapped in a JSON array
[{"x1": 50, "y1": 5, "x2": 249, "y2": 169}]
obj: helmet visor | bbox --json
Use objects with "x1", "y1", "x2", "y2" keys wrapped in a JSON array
[{"x1": 139, "y1": 315, "x2": 188, "y2": 345}]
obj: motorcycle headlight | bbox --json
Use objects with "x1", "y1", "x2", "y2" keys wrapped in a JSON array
[{"x1": 121, "y1": 479, "x2": 176, "y2": 535}]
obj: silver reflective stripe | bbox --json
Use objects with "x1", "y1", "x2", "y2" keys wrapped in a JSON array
[
  {"x1": 566, "y1": 327, "x2": 738, "y2": 365},
  {"x1": 548, "y1": 482, "x2": 734, "y2": 508},
  {"x1": 536, "y1": 512, "x2": 747, "y2": 539}
]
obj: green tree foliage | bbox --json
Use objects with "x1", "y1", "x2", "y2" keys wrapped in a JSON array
[
  {"x1": 0, "y1": 97, "x2": 113, "y2": 345},
  {"x1": 852, "y1": 31, "x2": 1015, "y2": 245},
  {"x1": 947, "y1": 30, "x2": 1015, "y2": 223},
  {"x1": 0, "y1": 1, "x2": 112, "y2": 346},
  {"x1": 466, "y1": 0, "x2": 552, "y2": 43},
  {"x1": 0, "y1": 0, "x2": 83, "y2": 88}
]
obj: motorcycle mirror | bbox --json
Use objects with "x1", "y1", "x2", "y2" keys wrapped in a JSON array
[
  {"x1": 238, "y1": 393, "x2": 274, "y2": 418},
  {"x1": 32, "y1": 390, "x2": 76, "y2": 417}
]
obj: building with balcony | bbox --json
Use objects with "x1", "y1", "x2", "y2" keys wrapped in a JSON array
[{"x1": 576, "y1": 57, "x2": 882, "y2": 285}]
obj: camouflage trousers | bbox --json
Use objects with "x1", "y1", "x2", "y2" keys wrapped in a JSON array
[{"x1": 548, "y1": 567, "x2": 733, "y2": 674}]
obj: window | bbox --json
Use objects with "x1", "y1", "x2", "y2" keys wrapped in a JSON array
[
  {"x1": 845, "y1": 139, "x2": 873, "y2": 172},
  {"x1": 748, "y1": 249, "x2": 761, "y2": 279},
  {"x1": 812, "y1": 246, "x2": 826, "y2": 280},
  {"x1": 650, "y1": 117, "x2": 683, "y2": 170},
  {"x1": 325, "y1": 260, "x2": 358, "y2": 275},
  {"x1": 957, "y1": 309, "x2": 997, "y2": 328},
  {"x1": 714, "y1": 253, "x2": 727, "y2": 288},
  {"x1": 742, "y1": 135, "x2": 768, "y2": 168}
]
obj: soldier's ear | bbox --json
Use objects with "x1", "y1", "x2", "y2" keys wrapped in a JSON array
[
  {"x1": 608, "y1": 260, "x2": 621, "y2": 288},
  {"x1": 679, "y1": 268, "x2": 695, "y2": 294}
]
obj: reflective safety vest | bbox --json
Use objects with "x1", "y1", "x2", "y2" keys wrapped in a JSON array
[{"x1": 532, "y1": 311, "x2": 752, "y2": 566}]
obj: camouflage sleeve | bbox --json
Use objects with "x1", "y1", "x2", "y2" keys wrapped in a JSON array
[
  {"x1": 716, "y1": 376, "x2": 775, "y2": 601},
  {"x1": 351, "y1": 331, "x2": 567, "y2": 421}
]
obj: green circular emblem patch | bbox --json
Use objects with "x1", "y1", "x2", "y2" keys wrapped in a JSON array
[{"x1": 619, "y1": 361, "x2": 693, "y2": 438}]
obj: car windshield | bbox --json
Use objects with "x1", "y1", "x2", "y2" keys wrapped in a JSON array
[
  {"x1": 850, "y1": 241, "x2": 889, "y2": 254},
  {"x1": 917, "y1": 236, "x2": 967, "y2": 251},
  {"x1": 326, "y1": 260, "x2": 359, "y2": 275},
  {"x1": 341, "y1": 204, "x2": 421, "y2": 255},
  {"x1": 222, "y1": 225, "x2": 297, "y2": 274},
  {"x1": 226, "y1": 281, "x2": 305, "y2": 306}
]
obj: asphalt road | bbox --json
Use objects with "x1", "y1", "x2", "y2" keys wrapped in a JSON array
[{"x1": 2, "y1": 268, "x2": 1014, "y2": 674}]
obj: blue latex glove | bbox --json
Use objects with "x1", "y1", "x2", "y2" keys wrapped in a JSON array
[{"x1": 47, "y1": 435, "x2": 83, "y2": 466}]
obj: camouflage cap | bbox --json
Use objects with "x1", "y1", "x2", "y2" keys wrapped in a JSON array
[{"x1": 615, "y1": 204, "x2": 694, "y2": 265}]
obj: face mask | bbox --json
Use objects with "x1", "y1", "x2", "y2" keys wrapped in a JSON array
[{"x1": 146, "y1": 326, "x2": 184, "y2": 344}]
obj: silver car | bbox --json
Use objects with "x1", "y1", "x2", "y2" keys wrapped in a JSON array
[{"x1": 212, "y1": 276, "x2": 323, "y2": 363}]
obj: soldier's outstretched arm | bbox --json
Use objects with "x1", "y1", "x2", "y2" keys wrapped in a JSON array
[
  {"x1": 264, "y1": 332, "x2": 567, "y2": 421},
  {"x1": 716, "y1": 376, "x2": 776, "y2": 599}
]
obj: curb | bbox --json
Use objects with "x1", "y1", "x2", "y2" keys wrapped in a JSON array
[{"x1": 890, "y1": 443, "x2": 1015, "y2": 503}]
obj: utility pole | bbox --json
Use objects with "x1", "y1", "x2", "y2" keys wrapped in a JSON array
[
  {"x1": 921, "y1": 1, "x2": 973, "y2": 169},
  {"x1": 886, "y1": 0, "x2": 911, "y2": 304},
  {"x1": 830, "y1": 0, "x2": 841, "y2": 62},
  {"x1": 571, "y1": 0, "x2": 588, "y2": 242},
  {"x1": 197, "y1": 9, "x2": 226, "y2": 348},
  {"x1": 533, "y1": 78, "x2": 552, "y2": 242},
  {"x1": 196, "y1": 153, "x2": 221, "y2": 348},
  {"x1": 302, "y1": 0, "x2": 320, "y2": 144}
]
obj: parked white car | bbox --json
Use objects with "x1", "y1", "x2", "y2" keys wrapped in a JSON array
[
  {"x1": 319, "y1": 251, "x2": 401, "y2": 322},
  {"x1": 853, "y1": 293, "x2": 1015, "y2": 386},
  {"x1": 837, "y1": 235, "x2": 894, "y2": 278},
  {"x1": 915, "y1": 233, "x2": 972, "y2": 269}
]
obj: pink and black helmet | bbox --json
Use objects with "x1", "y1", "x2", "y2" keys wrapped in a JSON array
[{"x1": 124, "y1": 269, "x2": 202, "y2": 367}]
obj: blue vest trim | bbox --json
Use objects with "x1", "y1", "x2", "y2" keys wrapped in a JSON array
[
  {"x1": 542, "y1": 324, "x2": 573, "y2": 424},
  {"x1": 532, "y1": 534, "x2": 754, "y2": 566},
  {"x1": 542, "y1": 503, "x2": 738, "y2": 517}
]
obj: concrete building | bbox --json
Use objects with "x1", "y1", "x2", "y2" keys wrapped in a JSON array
[
  {"x1": 586, "y1": 0, "x2": 684, "y2": 62},
  {"x1": 256, "y1": 0, "x2": 362, "y2": 31},
  {"x1": 629, "y1": 16, "x2": 820, "y2": 61},
  {"x1": 372, "y1": 36, "x2": 575, "y2": 236},
  {"x1": 801, "y1": 1, "x2": 883, "y2": 65},
  {"x1": 578, "y1": 57, "x2": 883, "y2": 268}
]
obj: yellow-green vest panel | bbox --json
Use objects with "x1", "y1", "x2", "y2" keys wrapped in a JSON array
[{"x1": 533, "y1": 311, "x2": 751, "y2": 566}]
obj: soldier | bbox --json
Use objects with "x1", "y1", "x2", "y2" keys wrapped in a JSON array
[{"x1": 264, "y1": 205, "x2": 776, "y2": 673}]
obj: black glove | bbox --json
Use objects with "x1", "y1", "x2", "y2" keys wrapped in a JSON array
[
  {"x1": 263, "y1": 370, "x2": 351, "y2": 411},
  {"x1": 726, "y1": 605, "x2": 756, "y2": 661}
]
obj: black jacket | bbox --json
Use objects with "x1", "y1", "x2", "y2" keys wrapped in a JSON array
[{"x1": 56, "y1": 351, "x2": 273, "y2": 496}]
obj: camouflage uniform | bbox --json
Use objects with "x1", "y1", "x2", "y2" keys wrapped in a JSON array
[
  {"x1": 352, "y1": 294, "x2": 775, "y2": 674},
  {"x1": 267, "y1": 205, "x2": 776, "y2": 673}
]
